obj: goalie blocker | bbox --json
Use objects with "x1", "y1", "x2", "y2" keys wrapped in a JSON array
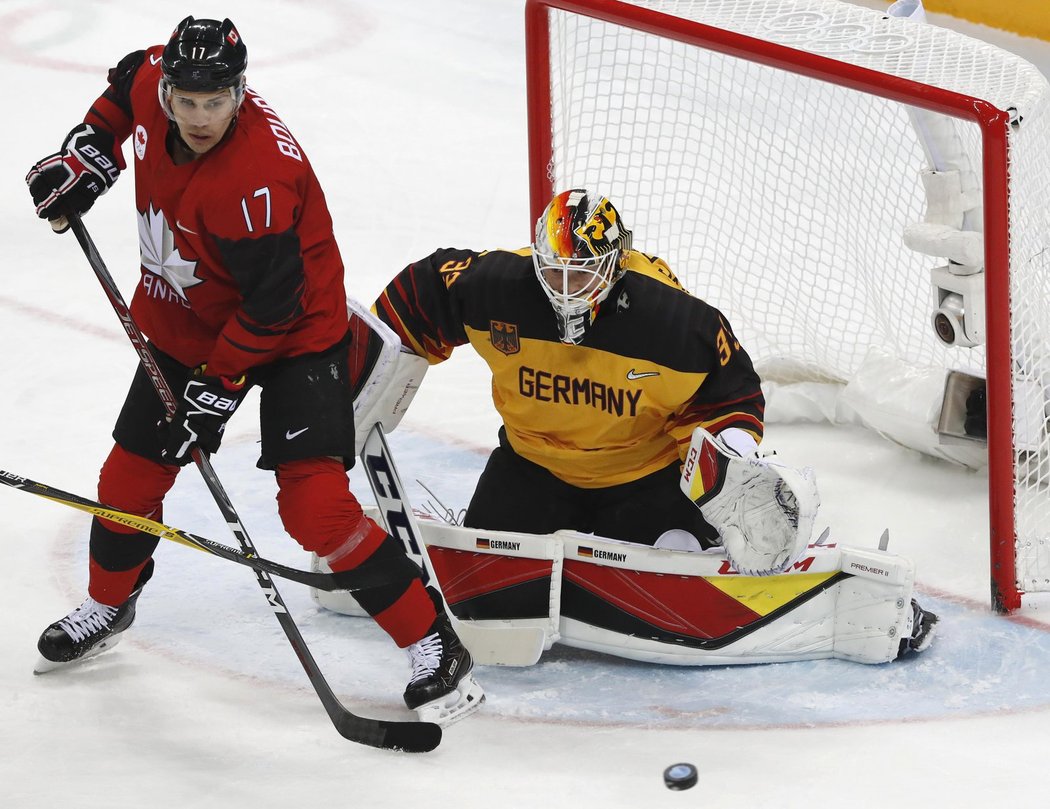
[
  {"x1": 315, "y1": 514, "x2": 934, "y2": 666},
  {"x1": 346, "y1": 297, "x2": 428, "y2": 454}
]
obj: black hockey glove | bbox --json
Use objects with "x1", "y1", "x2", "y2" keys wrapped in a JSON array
[
  {"x1": 26, "y1": 124, "x2": 120, "y2": 233},
  {"x1": 160, "y1": 367, "x2": 248, "y2": 466}
]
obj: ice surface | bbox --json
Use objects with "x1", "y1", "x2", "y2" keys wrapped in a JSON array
[{"x1": 2, "y1": 2, "x2": 1049, "y2": 807}]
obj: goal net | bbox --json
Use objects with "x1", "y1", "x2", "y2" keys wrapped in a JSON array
[{"x1": 525, "y1": 0, "x2": 1050, "y2": 610}]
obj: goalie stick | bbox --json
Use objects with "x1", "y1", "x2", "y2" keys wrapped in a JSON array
[
  {"x1": 361, "y1": 423, "x2": 547, "y2": 667},
  {"x1": 0, "y1": 469, "x2": 386, "y2": 593},
  {"x1": 63, "y1": 212, "x2": 440, "y2": 753}
]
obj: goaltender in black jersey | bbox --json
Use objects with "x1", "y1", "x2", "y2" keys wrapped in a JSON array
[
  {"x1": 360, "y1": 188, "x2": 938, "y2": 664},
  {"x1": 375, "y1": 189, "x2": 765, "y2": 552}
]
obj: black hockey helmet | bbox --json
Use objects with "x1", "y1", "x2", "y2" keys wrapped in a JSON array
[{"x1": 161, "y1": 17, "x2": 247, "y2": 92}]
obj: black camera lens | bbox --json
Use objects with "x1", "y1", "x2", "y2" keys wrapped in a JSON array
[{"x1": 933, "y1": 311, "x2": 956, "y2": 345}]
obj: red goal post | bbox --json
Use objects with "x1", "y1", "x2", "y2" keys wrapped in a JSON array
[{"x1": 524, "y1": 0, "x2": 1050, "y2": 611}]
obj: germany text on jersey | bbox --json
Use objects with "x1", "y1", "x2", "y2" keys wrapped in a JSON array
[{"x1": 375, "y1": 247, "x2": 765, "y2": 487}]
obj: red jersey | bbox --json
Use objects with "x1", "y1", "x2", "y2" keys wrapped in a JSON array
[{"x1": 83, "y1": 47, "x2": 348, "y2": 377}]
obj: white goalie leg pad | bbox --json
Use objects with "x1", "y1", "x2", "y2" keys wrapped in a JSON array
[
  {"x1": 412, "y1": 519, "x2": 563, "y2": 651},
  {"x1": 311, "y1": 505, "x2": 561, "y2": 661},
  {"x1": 681, "y1": 427, "x2": 820, "y2": 576},
  {"x1": 554, "y1": 531, "x2": 843, "y2": 665},
  {"x1": 554, "y1": 532, "x2": 915, "y2": 666},
  {"x1": 832, "y1": 546, "x2": 915, "y2": 664},
  {"x1": 347, "y1": 297, "x2": 429, "y2": 457},
  {"x1": 311, "y1": 514, "x2": 918, "y2": 667}
]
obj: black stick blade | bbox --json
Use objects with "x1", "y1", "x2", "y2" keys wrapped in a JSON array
[{"x1": 337, "y1": 715, "x2": 442, "y2": 753}]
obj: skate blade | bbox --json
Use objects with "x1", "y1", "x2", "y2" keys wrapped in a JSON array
[
  {"x1": 414, "y1": 674, "x2": 485, "y2": 728},
  {"x1": 33, "y1": 633, "x2": 125, "y2": 675}
]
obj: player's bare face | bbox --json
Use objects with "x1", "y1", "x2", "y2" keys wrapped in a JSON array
[{"x1": 170, "y1": 89, "x2": 239, "y2": 154}]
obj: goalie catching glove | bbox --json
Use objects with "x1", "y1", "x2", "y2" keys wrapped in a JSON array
[{"x1": 680, "y1": 427, "x2": 819, "y2": 576}]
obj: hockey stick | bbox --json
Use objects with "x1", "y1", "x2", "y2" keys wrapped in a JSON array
[
  {"x1": 63, "y1": 212, "x2": 440, "y2": 753},
  {"x1": 361, "y1": 423, "x2": 547, "y2": 666},
  {"x1": 0, "y1": 469, "x2": 383, "y2": 593}
]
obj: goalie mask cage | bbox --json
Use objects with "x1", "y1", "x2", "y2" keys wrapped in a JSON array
[{"x1": 524, "y1": 0, "x2": 1050, "y2": 612}]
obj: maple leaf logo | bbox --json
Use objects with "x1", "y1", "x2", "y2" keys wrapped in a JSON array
[{"x1": 137, "y1": 203, "x2": 202, "y2": 301}]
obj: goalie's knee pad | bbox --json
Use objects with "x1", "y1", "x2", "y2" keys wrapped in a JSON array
[{"x1": 653, "y1": 529, "x2": 705, "y2": 552}]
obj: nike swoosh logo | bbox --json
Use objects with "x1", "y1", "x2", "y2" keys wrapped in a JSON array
[
  {"x1": 150, "y1": 54, "x2": 162, "y2": 65},
  {"x1": 285, "y1": 427, "x2": 309, "y2": 440},
  {"x1": 626, "y1": 369, "x2": 660, "y2": 380},
  {"x1": 176, "y1": 220, "x2": 199, "y2": 235}
]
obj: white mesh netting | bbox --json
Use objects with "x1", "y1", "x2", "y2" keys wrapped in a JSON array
[{"x1": 536, "y1": 0, "x2": 1050, "y2": 598}]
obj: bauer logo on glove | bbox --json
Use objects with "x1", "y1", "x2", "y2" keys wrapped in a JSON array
[
  {"x1": 680, "y1": 427, "x2": 820, "y2": 577},
  {"x1": 26, "y1": 123, "x2": 121, "y2": 233},
  {"x1": 160, "y1": 367, "x2": 248, "y2": 466}
]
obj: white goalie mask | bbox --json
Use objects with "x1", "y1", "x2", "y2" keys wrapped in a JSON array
[{"x1": 532, "y1": 189, "x2": 632, "y2": 344}]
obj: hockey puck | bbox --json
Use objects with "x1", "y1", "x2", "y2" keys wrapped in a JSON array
[{"x1": 663, "y1": 762, "x2": 698, "y2": 790}]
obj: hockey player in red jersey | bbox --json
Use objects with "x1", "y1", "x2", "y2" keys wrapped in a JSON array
[
  {"x1": 373, "y1": 189, "x2": 938, "y2": 655},
  {"x1": 25, "y1": 17, "x2": 482, "y2": 724}
]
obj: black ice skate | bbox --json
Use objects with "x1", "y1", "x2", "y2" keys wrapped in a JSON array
[
  {"x1": 897, "y1": 598, "x2": 939, "y2": 658},
  {"x1": 35, "y1": 563, "x2": 152, "y2": 674},
  {"x1": 403, "y1": 599, "x2": 485, "y2": 726}
]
